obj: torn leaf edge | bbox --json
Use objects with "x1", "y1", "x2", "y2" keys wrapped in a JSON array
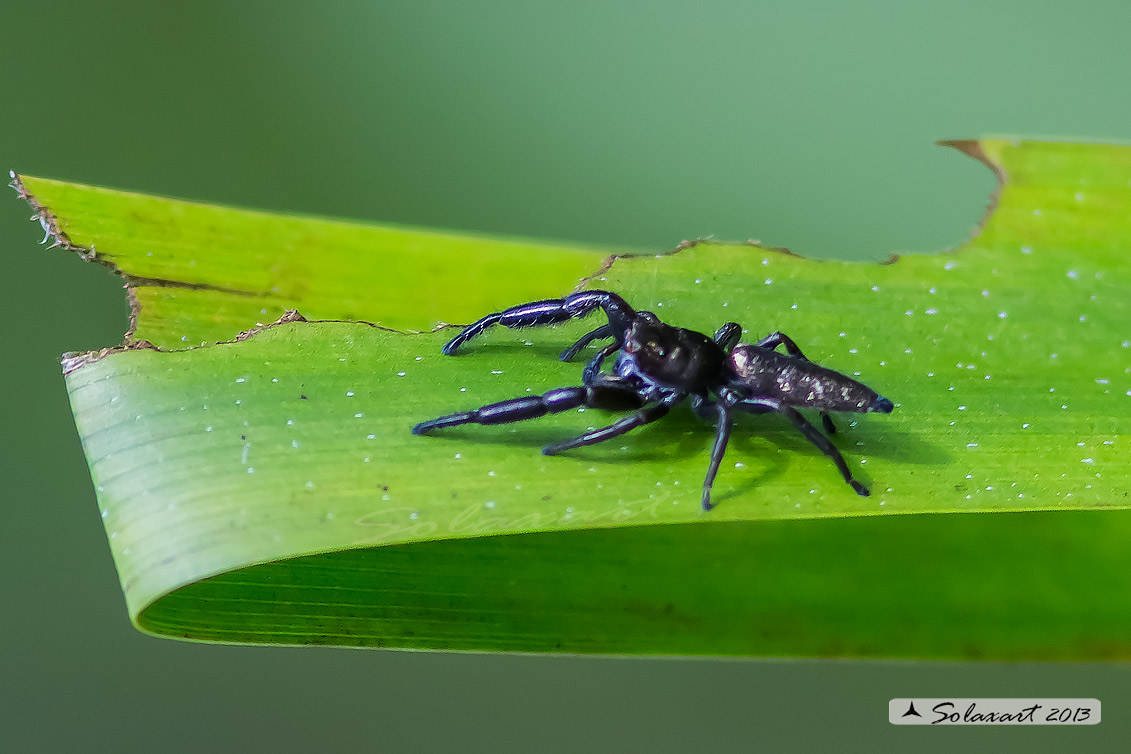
[{"x1": 15, "y1": 139, "x2": 1007, "y2": 370}]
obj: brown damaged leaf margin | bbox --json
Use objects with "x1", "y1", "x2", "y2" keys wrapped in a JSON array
[
  {"x1": 937, "y1": 139, "x2": 1006, "y2": 245},
  {"x1": 59, "y1": 307, "x2": 439, "y2": 374},
  {"x1": 17, "y1": 140, "x2": 1007, "y2": 366},
  {"x1": 51, "y1": 235, "x2": 828, "y2": 374},
  {"x1": 9, "y1": 171, "x2": 268, "y2": 343}
]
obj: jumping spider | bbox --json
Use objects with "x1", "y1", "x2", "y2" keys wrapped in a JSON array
[{"x1": 413, "y1": 291, "x2": 893, "y2": 510}]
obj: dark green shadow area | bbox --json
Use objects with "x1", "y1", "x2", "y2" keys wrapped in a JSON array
[{"x1": 142, "y1": 510, "x2": 1131, "y2": 659}]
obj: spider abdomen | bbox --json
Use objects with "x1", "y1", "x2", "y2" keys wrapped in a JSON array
[{"x1": 730, "y1": 345, "x2": 887, "y2": 413}]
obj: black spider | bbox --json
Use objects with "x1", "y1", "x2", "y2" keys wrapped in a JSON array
[{"x1": 412, "y1": 291, "x2": 893, "y2": 510}]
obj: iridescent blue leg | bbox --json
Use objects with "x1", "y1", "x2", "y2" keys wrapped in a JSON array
[
  {"x1": 441, "y1": 291, "x2": 636, "y2": 355},
  {"x1": 412, "y1": 382, "x2": 646, "y2": 434}
]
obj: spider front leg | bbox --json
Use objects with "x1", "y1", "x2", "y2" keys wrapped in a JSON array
[
  {"x1": 441, "y1": 291, "x2": 637, "y2": 355},
  {"x1": 412, "y1": 382, "x2": 647, "y2": 435},
  {"x1": 756, "y1": 331, "x2": 837, "y2": 434}
]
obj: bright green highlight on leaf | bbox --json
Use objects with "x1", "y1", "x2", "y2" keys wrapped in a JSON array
[{"x1": 15, "y1": 139, "x2": 1131, "y2": 657}]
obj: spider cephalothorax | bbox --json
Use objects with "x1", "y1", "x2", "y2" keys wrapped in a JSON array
[{"x1": 413, "y1": 291, "x2": 893, "y2": 510}]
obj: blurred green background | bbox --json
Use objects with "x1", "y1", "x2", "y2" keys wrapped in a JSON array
[{"x1": 3, "y1": 1, "x2": 1129, "y2": 751}]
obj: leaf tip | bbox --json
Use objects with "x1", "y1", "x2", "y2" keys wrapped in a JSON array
[{"x1": 9, "y1": 172, "x2": 98, "y2": 261}]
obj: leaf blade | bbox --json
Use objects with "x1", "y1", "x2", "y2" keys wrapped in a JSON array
[{"x1": 22, "y1": 138, "x2": 1131, "y2": 657}]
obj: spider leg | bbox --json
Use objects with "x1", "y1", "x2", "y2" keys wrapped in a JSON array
[
  {"x1": 441, "y1": 291, "x2": 636, "y2": 355},
  {"x1": 581, "y1": 340, "x2": 621, "y2": 384},
  {"x1": 412, "y1": 383, "x2": 646, "y2": 434},
  {"x1": 712, "y1": 322, "x2": 742, "y2": 352},
  {"x1": 701, "y1": 402, "x2": 735, "y2": 510},
  {"x1": 560, "y1": 324, "x2": 613, "y2": 362},
  {"x1": 691, "y1": 393, "x2": 775, "y2": 420},
  {"x1": 689, "y1": 393, "x2": 716, "y2": 420},
  {"x1": 541, "y1": 393, "x2": 683, "y2": 455},
  {"x1": 755, "y1": 330, "x2": 807, "y2": 355},
  {"x1": 755, "y1": 331, "x2": 837, "y2": 434},
  {"x1": 780, "y1": 405, "x2": 869, "y2": 496}
]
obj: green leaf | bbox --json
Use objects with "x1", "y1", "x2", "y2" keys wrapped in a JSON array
[{"x1": 14, "y1": 140, "x2": 1131, "y2": 657}]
